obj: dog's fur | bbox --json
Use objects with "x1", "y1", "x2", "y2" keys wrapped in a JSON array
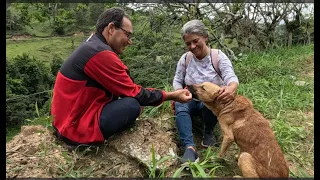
[{"x1": 188, "y1": 82, "x2": 289, "y2": 178}]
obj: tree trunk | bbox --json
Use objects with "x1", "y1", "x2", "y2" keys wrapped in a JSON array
[
  {"x1": 307, "y1": 31, "x2": 311, "y2": 44},
  {"x1": 53, "y1": 3, "x2": 58, "y2": 22},
  {"x1": 288, "y1": 32, "x2": 292, "y2": 48}
]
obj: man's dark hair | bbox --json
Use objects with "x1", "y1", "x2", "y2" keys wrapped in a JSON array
[{"x1": 95, "y1": 7, "x2": 128, "y2": 34}]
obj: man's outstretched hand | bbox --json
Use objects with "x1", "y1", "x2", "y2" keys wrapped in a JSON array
[
  {"x1": 174, "y1": 89, "x2": 193, "y2": 103},
  {"x1": 165, "y1": 89, "x2": 192, "y2": 103}
]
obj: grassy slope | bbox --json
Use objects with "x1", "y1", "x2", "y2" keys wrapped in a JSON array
[
  {"x1": 6, "y1": 36, "x2": 86, "y2": 62},
  {"x1": 6, "y1": 37, "x2": 314, "y2": 177}
]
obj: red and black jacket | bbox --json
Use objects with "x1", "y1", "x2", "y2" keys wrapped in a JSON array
[{"x1": 51, "y1": 33, "x2": 166, "y2": 144}]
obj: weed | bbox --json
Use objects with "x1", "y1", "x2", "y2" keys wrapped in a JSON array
[
  {"x1": 57, "y1": 146, "x2": 97, "y2": 178},
  {"x1": 173, "y1": 148, "x2": 223, "y2": 178},
  {"x1": 146, "y1": 144, "x2": 175, "y2": 178}
]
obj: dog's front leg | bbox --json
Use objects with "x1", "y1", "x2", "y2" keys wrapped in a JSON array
[{"x1": 218, "y1": 122, "x2": 234, "y2": 157}]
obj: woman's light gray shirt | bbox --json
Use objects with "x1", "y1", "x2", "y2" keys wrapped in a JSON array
[{"x1": 173, "y1": 50, "x2": 239, "y2": 90}]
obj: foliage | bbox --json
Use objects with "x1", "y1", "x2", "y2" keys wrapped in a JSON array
[
  {"x1": 6, "y1": 54, "x2": 57, "y2": 131},
  {"x1": 88, "y1": 3, "x2": 106, "y2": 24},
  {"x1": 173, "y1": 148, "x2": 223, "y2": 178},
  {"x1": 6, "y1": 3, "x2": 314, "y2": 56},
  {"x1": 74, "y1": 4, "x2": 89, "y2": 26},
  {"x1": 6, "y1": 3, "x2": 32, "y2": 31},
  {"x1": 52, "y1": 8, "x2": 76, "y2": 35},
  {"x1": 50, "y1": 55, "x2": 64, "y2": 76},
  {"x1": 146, "y1": 144, "x2": 174, "y2": 178}
]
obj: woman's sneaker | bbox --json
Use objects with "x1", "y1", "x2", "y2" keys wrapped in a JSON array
[
  {"x1": 201, "y1": 133, "x2": 218, "y2": 147},
  {"x1": 180, "y1": 148, "x2": 199, "y2": 165}
]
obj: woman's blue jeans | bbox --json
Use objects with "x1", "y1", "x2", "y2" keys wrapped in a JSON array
[{"x1": 175, "y1": 100, "x2": 218, "y2": 148}]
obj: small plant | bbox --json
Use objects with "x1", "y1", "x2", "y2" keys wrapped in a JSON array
[
  {"x1": 146, "y1": 144, "x2": 175, "y2": 178},
  {"x1": 173, "y1": 148, "x2": 223, "y2": 178}
]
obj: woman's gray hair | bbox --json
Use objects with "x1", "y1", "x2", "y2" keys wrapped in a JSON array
[{"x1": 181, "y1": 19, "x2": 209, "y2": 38}]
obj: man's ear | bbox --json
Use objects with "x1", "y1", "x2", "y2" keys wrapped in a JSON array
[{"x1": 107, "y1": 22, "x2": 115, "y2": 35}]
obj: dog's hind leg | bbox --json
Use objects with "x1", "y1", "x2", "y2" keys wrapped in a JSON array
[{"x1": 238, "y1": 152, "x2": 259, "y2": 178}]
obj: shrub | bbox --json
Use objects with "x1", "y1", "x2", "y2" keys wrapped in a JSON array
[{"x1": 6, "y1": 54, "x2": 54, "y2": 130}]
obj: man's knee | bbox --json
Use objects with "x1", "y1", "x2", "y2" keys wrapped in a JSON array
[{"x1": 121, "y1": 97, "x2": 141, "y2": 116}]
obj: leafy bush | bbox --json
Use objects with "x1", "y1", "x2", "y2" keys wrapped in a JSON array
[
  {"x1": 6, "y1": 54, "x2": 55, "y2": 130},
  {"x1": 6, "y1": 4, "x2": 31, "y2": 32},
  {"x1": 50, "y1": 55, "x2": 64, "y2": 76},
  {"x1": 52, "y1": 8, "x2": 76, "y2": 35}
]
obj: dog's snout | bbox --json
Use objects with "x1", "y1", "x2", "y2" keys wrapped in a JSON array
[
  {"x1": 187, "y1": 85, "x2": 195, "y2": 93},
  {"x1": 186, "y1": 85, "x2": 199, "y2": 100},
  {"x1": 186, "y1": 85, "x2": 193, "y2": 90}
]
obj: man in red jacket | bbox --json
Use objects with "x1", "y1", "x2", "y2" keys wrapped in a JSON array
[{"x1": 51, "y1": 7, "x2": 192, "y2": 146}]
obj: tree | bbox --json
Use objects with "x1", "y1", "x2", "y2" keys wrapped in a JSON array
[{"x1": 6, "y1": 3, "x2": 32, "y2": 32}]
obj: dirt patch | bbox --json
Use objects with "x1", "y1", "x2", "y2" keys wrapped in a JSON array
[
  {"x1": 6, "y1": 125, "x2": 149, "y2": 178},
  {"x1": 301, "y1": 55, "x2": 314, "y2": 78},
  {"x1": 6, "y1": 117, "x2": 182, "y2": 178},
  {"x1": 6, "y1": 125, "x2": 67, "y2": 178},
  {"x1": 73, "y1": 32, "x2": 84, "y2": 37},
  {"x1": 11, "y1": 35, "x2": 33, "y2": 40}
]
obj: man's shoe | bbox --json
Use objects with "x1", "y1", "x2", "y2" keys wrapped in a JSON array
[
  {"x1": 201, "y1": 133, "x2": 218, "y2": 147},
  {"x1": 180, "y1": 148, "x2": 199, "y2": 165}
]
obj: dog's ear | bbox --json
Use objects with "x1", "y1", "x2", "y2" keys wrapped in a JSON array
[{"x1": 210, "y1": 88, "x2": 220, "y2": 101}]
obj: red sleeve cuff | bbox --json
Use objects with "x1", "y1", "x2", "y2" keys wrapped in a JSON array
[{"x1": 155, "y1": 90, "x2": 166, "y2": 106}]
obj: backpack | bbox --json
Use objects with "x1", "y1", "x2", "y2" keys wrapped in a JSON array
[{"x1": 184, "y1": 48, "x2": 222, "y2": 79}]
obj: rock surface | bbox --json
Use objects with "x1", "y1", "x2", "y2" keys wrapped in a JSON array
[
  {"x1": 6, "y1": 117, "x2": 178, "y2": 178},
  {"x1": 108, "y1": 119, "x2": 178, "y2": 169}
]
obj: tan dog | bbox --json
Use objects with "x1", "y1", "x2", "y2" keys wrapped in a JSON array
[{"x1": 188, "y1": 82, "x2": 289, "y2": 178}]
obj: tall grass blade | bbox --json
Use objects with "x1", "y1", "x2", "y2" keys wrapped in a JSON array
[
  {"x1": 172, "y1": 166, "x2": 186, "y2": 178},
  {"x1": 193, "y1": 163, "x2": 208, "y2": 177}
]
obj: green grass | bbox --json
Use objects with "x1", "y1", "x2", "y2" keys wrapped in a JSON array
[
  {"x1": 6, "y1": 36, "x2": 86, "y2": 62},
  {"x1": 234, "y1": 44, "x2": 313, "y2": 83},
  {"x1": 234, "y1": 44, "x2": 314, "y2": 119}
]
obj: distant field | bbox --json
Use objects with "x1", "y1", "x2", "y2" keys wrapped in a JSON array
[{"x1": 6, "y1": 36, "x2": 87, "y2": 62}]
